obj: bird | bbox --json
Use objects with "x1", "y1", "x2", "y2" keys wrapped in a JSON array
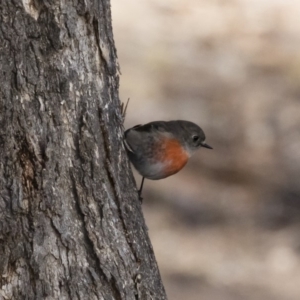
[{"x1": 124, "y1": 120, "x2": 212, "y2": 201}]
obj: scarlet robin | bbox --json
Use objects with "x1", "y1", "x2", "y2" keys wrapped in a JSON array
[{"x1": 124, "y1": 120, "x2": 212, "y2": 201}]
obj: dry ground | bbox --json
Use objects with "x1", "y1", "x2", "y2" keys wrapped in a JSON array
[{"x1": 112, "y1": 0, "x2": 300, "y2": 299}]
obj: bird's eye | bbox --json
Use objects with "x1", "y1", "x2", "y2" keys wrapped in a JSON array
[{"x1": 192, "y1": 135, "x2": 199, "y2": 142}]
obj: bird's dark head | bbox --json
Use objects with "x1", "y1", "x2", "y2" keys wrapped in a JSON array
[{"x1": 172, "y1": 120, "x2": 213, "y2": 155}]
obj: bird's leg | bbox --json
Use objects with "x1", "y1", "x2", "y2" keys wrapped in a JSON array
[{"x1": 138, "y1": 177, "x2": 145, "y2": 203}]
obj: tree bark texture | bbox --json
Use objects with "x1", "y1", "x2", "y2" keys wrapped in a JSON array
[{"x1": 0, "y1": 1, "x2": 167, "y2": 299}]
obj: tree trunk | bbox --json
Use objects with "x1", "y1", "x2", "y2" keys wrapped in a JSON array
[{"x1": 0, "y1": 1, "x2": 167, "y2": 299}]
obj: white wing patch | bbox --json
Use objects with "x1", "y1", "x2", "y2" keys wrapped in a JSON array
[{"x1": 124, "y1": 138, "x2": 134, "y2": 153}]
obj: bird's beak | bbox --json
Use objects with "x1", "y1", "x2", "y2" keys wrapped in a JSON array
[{"x1": 201, "y1": 142, "x2": 213, "y2": 149}]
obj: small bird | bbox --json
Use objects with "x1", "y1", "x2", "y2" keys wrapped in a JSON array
[{"x1": 124, "y1": 120, "x2": 212, "y2": 201}]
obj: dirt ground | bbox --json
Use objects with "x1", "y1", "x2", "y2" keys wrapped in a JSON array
[{"x1": 111, "y1": 0, "x2": 300, "y2": 299}]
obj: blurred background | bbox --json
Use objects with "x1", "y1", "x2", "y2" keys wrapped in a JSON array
[{"x1": 112, "y1": 0, "x2": 300, "y2": 299}]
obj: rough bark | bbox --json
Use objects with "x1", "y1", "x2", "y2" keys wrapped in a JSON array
[{"x1": 0, "y1": 1, "x2": 167, "y2": 299}]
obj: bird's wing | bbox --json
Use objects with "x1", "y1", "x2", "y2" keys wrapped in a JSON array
[
  {"x1": 124, "y1": 125, "x2": 143, "y2": 153},
  {"x1": 124, "y1": 131, "x2": 135, "y2": 152},
  {"x1": 133, "y1": 121, "x2": 169, "y2": 133},
  {"x1": 124, "y1": 121, "x2": 172, "y2": 153}
]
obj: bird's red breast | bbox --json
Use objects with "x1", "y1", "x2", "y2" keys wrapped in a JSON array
[{"x1": 157, "y1": 138, "x2": 189, "y2": 177}]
